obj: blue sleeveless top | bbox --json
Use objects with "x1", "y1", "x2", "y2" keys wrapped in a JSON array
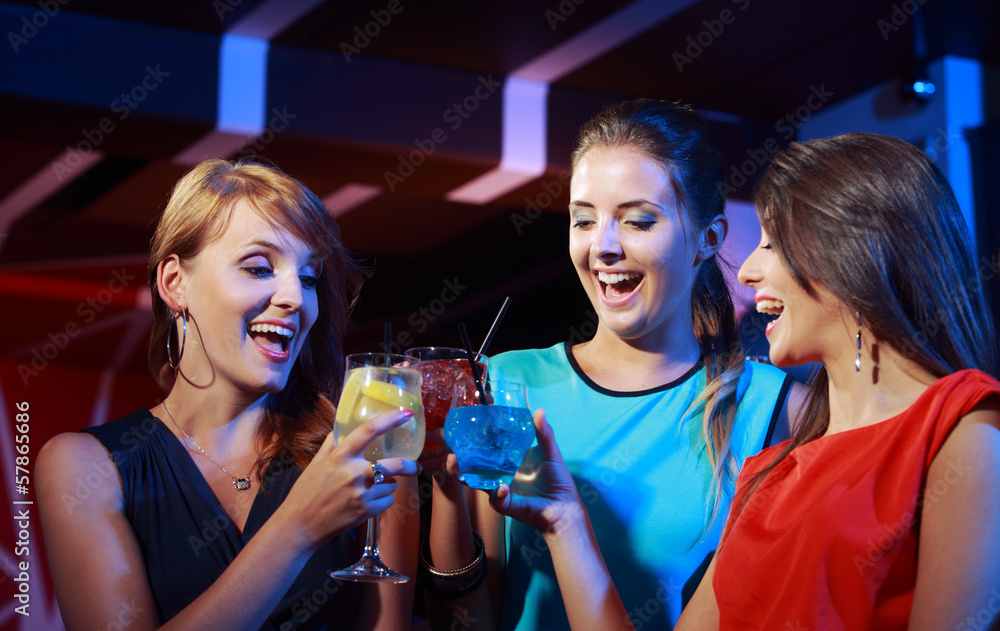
[
  {"x1": 490, "y1": 343, "x2": 791, "y2": 630},
  {"x1": 81, "y1": 409, "x2": 361, "y2": 630}
]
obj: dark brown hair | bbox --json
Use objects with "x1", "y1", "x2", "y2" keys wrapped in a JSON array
[
  {"x1": 148, "y1": 158, "x2": 365, "y2": 480},
  {"x1": 729, "y1": 132, "x2": 997, "y2": 530},
  {"x1": 573, "y1": 99, "x2": 745, "y2": 526}
]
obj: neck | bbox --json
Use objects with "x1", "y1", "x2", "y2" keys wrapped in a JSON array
[
  {"x1": 158, "y1": 376, "x2": 267, "y2": 442},
  {"x1": 573, "y1": 324, "x2": 702, "y2": 391},
  {"x1": 824, "y1": 342, "x2": 937, "y2": 435}
]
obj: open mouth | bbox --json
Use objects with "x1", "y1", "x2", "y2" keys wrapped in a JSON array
[
  {"x1": 597, "y1": 271, "x2": 643, "y2": 302},
  {"x1": 756, "y1": 299, "x2": 784, "y2": 335},
  {"x1": 248, "y1": 323, "x2": 294, "y2": 355}
]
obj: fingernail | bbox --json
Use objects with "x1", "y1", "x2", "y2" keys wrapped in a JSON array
[{"x1": 400, "y1": 410, "x2": 414, "y2": 418}]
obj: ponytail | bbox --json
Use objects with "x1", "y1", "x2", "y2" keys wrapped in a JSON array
[{"x1": 688, "y1": 255, "x2": 746, "y2": 532}]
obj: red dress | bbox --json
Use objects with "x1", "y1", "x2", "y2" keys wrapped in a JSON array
[{"x1": 713, "y1": 369, "x2": 1000, "y2": 630}]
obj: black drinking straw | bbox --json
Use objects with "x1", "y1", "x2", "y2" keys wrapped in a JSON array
[
  {"x1": 458, "y1": 322, "x2": 488, "y2": 404},
  {"x1": 477, "y1": 296, "x2": 511, "y2": 356},
  {"x1": 384, "y1": 323, "x2": 391, "y2": 366}
]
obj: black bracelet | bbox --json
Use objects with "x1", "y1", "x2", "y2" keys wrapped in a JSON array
[{"x1": 419, "y1": 529, "x2": 487, "y2": 599}]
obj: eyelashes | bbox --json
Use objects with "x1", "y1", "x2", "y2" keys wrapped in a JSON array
[
  {"x1": 243, "y1": 266, "x2": 319, "y2": 289},
  {"x1": 244, "y1": 266, "x2": 272, "y2": 277},
  {"x1": 570, "y1": 220, "x2": 656, "y2": 231}
]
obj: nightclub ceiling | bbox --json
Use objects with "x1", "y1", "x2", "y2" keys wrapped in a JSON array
[{"x1": 2, "y1": 0, "x2": 999, "y2": 373}]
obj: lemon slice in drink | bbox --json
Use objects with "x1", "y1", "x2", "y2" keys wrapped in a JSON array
[
  {"x1": 335, "y1": 369, "x2": 365, "y2": 426},
  {"x1": 361, "y1": 380, "x2": 422, "y2": 412}
]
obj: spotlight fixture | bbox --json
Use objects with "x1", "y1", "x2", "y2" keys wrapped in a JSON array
[
  {"x1": 900, "y1": 73, "x2": 937, "y2": 106},
  {"x1": 899, "y1": 5, "x2": 934, "y2": 109}
]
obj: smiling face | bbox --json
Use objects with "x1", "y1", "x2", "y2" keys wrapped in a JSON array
[
  {"x1": 738, "y1": 224, "x2": 854, "y2": 368},
  {"x1": 569, "y1": 145, "x2": 704, "y2": 343},
  {"x1": 178, "y1": 200, "x2": 321, "y2": 395}
]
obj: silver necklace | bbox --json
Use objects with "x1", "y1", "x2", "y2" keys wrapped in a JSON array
[{"x1": 162, "y1": 402, "x2": 253, "y2": 491}]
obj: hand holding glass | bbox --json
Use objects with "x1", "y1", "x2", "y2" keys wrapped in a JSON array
[
  {"x1": 332, "y1": 353, "x2": 425, "y2": 582},
  {"x1": 443, "y1": 380, "x2": 535, "y2": 490}
]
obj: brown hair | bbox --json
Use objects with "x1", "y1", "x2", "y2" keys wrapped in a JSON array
[
  {"x1": 148, "y1": 158, "x2": 365, "y2": 480},
  {"x1": 573, "y1": 99, "x2": 745, "y2": 528},
  {"x1": 729, "y1": 132, "x2": 997, "y2": 532}
]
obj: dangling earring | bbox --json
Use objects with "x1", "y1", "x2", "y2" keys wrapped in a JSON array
[
  {"x1": 167, "y1": 309, "x2": 188, "y2": 371},
  {"x1": 854, "y1": 312, "x2": 862, "y2": 373}
]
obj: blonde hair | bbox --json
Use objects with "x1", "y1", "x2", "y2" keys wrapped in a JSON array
[{"x1": 148, "y1": 158, "x2": 364, "y2": 479}]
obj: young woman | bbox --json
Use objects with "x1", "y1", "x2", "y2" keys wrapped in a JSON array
[
  {"x1": 680, "y1": 132, "x2": 1000, "y2": 630},
  {"x1": 422, "y1": 99, "x2": 801, "y2": 630},
  {"x1": 37, "y1": 159, "x2": 421, "y2": 631},
  {"x1": 483, "y1": 133, "x2": 1000, "y2": 631}
]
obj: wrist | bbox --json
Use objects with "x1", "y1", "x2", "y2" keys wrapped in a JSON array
[
  {"x1": 420, "y1": 529, "x2": 487, "y2": 599},
  {"x1": 268, "y1": 503, "x2": 323, "y2": 557},
  {"x1": 541, "y1": 497, "x2": 592, "y2": 545},
  {"x1": 431, "y1": 469, "x2": 468, "y2": 500}
]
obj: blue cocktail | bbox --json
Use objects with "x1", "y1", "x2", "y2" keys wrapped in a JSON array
[{"x1": 443, "y1": 382, "x2": 535, "y2": 490}]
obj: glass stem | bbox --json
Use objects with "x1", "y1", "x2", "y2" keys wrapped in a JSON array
[{"x1": 363, "y1": 514, "x2": 381, "y2": 560}]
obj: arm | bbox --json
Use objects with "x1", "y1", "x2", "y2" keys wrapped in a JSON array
[
  {"x1": 422, "y1": 439, "x2": 504, "y2": 630},
  {"x1": 909, "y1": 395, "x2": 1000, "y2": 630},
  {"x1": 674, "y1": 555, "x2": 720, "y2": 631},
  {"x1": 37, "y1": 411, "x2": 418, "y2": 631},
  {"x1": 488, "y1": 410, "x2": 633, "y2": 631}
]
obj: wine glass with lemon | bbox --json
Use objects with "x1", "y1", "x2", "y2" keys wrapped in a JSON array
[{"x1": 332, "y1": 353, "x2": 425, "y2": 582}]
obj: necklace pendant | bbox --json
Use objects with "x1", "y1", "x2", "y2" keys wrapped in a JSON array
[{"x1": 234, "y1": 477, "x2": 251, "y2": 491}]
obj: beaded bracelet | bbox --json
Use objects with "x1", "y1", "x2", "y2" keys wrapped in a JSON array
[{"x1": 419, "y1": 529, "x2": 487, "y2": 599}]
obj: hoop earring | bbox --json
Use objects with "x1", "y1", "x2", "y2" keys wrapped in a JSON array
[
  {"x1": 167, "y1": 309, "x2": 187, "y2": 371},
  {"x1": 854, "y1": 312, "x2": 862, "y2": 373}
]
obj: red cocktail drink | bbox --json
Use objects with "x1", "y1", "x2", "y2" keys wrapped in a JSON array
[{"x1": 404, "y1": 347, "x2": 488, "y2": 447}]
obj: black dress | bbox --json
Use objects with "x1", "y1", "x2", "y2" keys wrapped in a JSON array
[{"x1": 81, "y1": 409, "x2": 361, "y2": 630}]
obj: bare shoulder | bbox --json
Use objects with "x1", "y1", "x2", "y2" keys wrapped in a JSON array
[
  {"x1": 931, "y1": 393, "x2": 1000, "y2": 476},
  {"x1": 909, "y1": 395, "x2": 1000, "y2": 629},
  {"x1": 37, "y1": 431, "x2": 123, "y2": 514},
  {"x1": 38, "y1": 432, "x2": 160, "y2": 630},
  {"x1": 38, "y1": 431, "x2": 116, "y2": 476},
  {"x1": 962, "y1": 392, "x2": 1000, "y2": 427},
  {"x1": 39, "y1": 430, "x2": 112, "y2": 462},
  {"x1": 928, "y1": 391, "x2": 1000, "y2": 487}
]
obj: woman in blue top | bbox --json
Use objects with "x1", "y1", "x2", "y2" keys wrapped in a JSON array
[{"x1": 422, "y1": 99, "x2": 803, "y2": 630}]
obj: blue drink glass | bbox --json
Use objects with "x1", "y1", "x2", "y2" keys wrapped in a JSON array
[{"x1": 443, "y1": 381, "x2": 535, "y2": 490}]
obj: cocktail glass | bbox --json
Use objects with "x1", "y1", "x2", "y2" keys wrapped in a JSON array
[
  {"x1": 443, "y1": 380, "x2": 535, "y2": 490},
  {"x1": 331, "y1": 353, "x2": 425, "y2": 582},
  {"x1": 402, "y1": 347, "x2": 488, "y2": 449}
]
